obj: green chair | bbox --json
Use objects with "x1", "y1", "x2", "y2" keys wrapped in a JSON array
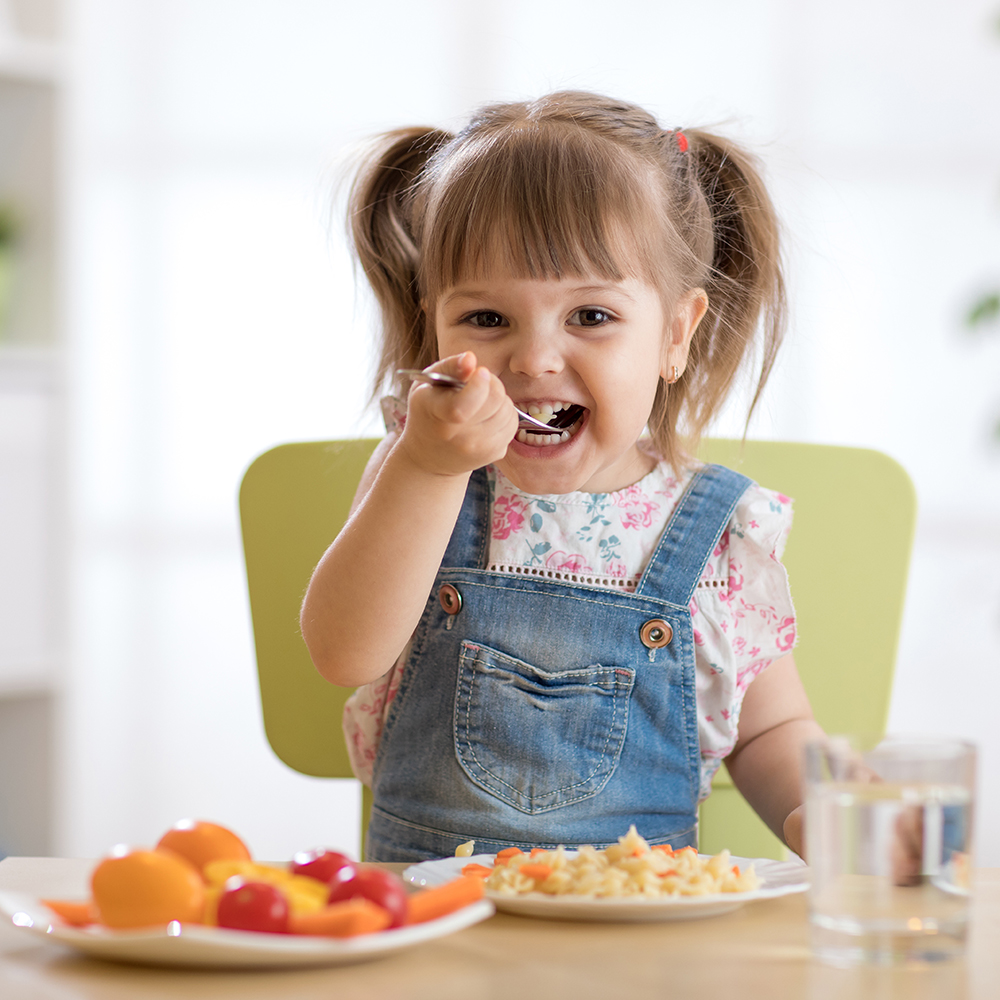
[
  {"x1": 696, "y1": 439, "x2": 915, "y2": 859},
  {"x1": 240, "y1": 438, "x2": 380, "y2": 854},
  {"x1": 239, "y1": 438, "x2": 915, "y2": 861}
]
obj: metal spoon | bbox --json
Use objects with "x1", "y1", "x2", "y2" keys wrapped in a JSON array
[{"x1": 396, "y1": 369, "x2": 563, "y2": 433}]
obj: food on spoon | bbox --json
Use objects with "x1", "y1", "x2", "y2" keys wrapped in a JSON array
[
  {"x1": 326, "y1": 867, "x2": 409, "y2": 928},
  {"x1": 289, "y1": 848, "x2": 357, "y2": 887},
  {"x1": 91, "y1": 847, "x2": 205, "y2": 928},
  {"x1": 215, "y1": 879, "x2": 290, "y2": 934},
  {"x1": 485, "y1": 825, "x2": 761, "y2": 898},
  {"x1": 156, "y1": 819, "x2": 251, "y2": 876}
]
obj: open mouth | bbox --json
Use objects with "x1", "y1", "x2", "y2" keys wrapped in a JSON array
[{"x1": 515, "y1": 402, "x2": 587, "y2": 446}]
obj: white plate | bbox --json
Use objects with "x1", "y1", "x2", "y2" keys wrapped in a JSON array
[
  {"x1": 0, "y1": 892, "x2": 495, "y2": 969},
  {"x1": 404, "y1": 854, "x2": 808, "y2": 923}
]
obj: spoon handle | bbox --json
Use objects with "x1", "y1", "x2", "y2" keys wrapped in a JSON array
[
  {"x1": 395, "y1": 369, "x2": 559, "y2": 433},
  {"x1": 396, "y1": 369, "x2": 466, "y2": 390}
]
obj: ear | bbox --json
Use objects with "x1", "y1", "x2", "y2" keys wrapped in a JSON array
[{"x1": 660, "y1": 288, "x2": 708, "y2": 380}]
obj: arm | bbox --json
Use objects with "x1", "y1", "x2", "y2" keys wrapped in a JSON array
[
  {"x1": 722, "y1": 653, "x2": 823, "y2": 858},
  {"x1": 299, "y1": 352, "x2": 518, "y2": 687}
]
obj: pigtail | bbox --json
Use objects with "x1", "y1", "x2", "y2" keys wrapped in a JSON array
[
  {"x1": 347, "y1": 127, "x2": 453, "y2": 399},
  {"x1": 656, "y1": 130, "x2": 786, "y2": 466}
]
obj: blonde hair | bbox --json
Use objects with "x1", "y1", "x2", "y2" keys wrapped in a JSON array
[{"x1": 348, "y1": 91, "x2": 785, "y2": 468}]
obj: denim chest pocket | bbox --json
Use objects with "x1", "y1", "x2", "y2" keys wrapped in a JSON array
[{"x1": 454, "y1": 641, "x2": 636, "y2": 814}]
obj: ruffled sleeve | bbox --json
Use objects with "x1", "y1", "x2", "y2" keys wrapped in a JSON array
[
  {"x1": 692, "y1": 483, "x2": 797, "y2": 798},
  {"x1": 380, "y1": 395, "x2": 406, "y2": 435},
  {"x1": 343, "y1": 650, "x2": 407, "y2": 787}
]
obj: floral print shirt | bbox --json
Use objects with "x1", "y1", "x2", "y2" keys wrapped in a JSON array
[{"x1": 343, "y1": 403, "x2": 797, "y2": 800}]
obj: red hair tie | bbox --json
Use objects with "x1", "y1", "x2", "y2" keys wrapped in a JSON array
[{"x1": 675, "y1": 131, "x2": 689, "y2": 153}]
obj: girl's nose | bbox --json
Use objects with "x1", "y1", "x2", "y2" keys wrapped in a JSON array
[{"x1": 508, "y1": 330, "x2": 564, "y2": 379}]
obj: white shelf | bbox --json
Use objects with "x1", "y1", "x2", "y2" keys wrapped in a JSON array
[
  {"x1": 0, "y1": 34, "x2": 63, "y2": 83},
  {"x1": 0, "y1": 8, "x2": 63, "y2": 857}
]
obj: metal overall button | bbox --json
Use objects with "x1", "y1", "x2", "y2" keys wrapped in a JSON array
[
  {"x1": 439, "y1": 584, "x2": 462, "y2": 615},
  {"x1": 639, "y1": 619, "x2": 672, "y2": 649}
]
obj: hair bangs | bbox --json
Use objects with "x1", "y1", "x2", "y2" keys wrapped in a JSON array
[{"x1": 420, "y1": 125, "x2": 663, "y2": 296}]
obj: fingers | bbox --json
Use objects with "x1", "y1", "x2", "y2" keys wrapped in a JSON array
[
  {"x1": 402, "y1": 354, "x2": 517, "y2": 475},
  {"x1": 428, "y1": 351, "x2": 477, "y2": 383},
  {"x1": 891, "y1": 805, "x2": 924, "y2": 887},
  {"x1": 416, "y1": 354, "x2": 509, "y2": 429}
]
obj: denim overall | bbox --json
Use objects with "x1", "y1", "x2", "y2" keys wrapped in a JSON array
[{"x1": 366, "y1": 463, "x2": 751, "y2": 862}]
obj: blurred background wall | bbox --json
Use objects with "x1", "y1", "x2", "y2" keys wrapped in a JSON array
[{"x1": 0, "y1": 0, "x2": 998, "y2": 862}]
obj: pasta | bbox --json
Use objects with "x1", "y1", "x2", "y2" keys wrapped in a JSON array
[{"x1": 484, "y1": 826, "x2": 760, "y2": 898}]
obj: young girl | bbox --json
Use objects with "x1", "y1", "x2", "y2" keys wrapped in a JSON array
[{"x1": 301, "y1": 91, "x2": 824, "y2": 863}]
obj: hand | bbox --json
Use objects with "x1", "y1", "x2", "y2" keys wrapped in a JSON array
[
  {"x1": 841, "y1": 757, "x2": 924, "y2": 886},
  {"x1": 891, "y1": 805, "x2": 924, "y2": 887},
  {"x1": 399, "y1": 352, "x2": 518, "y2": 477}
]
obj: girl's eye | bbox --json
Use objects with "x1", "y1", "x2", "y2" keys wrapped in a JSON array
[
  {"x1": 572, "y1": 308, "x2": 612, "y2": 327},
  {"x1": 468, "y1": 311, "x2": 506, "y2": 328}
]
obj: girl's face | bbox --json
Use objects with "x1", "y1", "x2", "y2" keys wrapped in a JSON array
[{"x1": 434, "y1": 269, "x2": 705, "y2": 495}]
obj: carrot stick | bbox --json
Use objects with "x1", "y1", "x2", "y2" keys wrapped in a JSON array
[
  {"x1": 529, "y1": 847, "x2": 548, "y2": 858},
  {"x1": 518, "y1": 863, "x2": 553, "y2": 881},
  {"x1": 461, "y1": 863, "x2": 494, "y2": 879},
  {"x1": 288, "y1": 899, "x2": 391, "y2": 938},
  {"x1": 494, "y1": 847, "x2": 525, "y2": 863},
  {"x1": 41, "y1": 899, "x2": 98, "y2": 927},
  {"x1": 406, "y1": 876, "x2": 484, "y2": 925}
]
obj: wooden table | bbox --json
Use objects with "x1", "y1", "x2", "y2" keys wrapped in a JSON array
[{"x1": 1, "y1": 858, "x2": 996, "y2": 999}]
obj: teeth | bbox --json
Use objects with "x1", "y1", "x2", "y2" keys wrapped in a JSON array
[
  {"x1": 527, "y1": 404, "x2": 554, "y2": 420},
  {"x1": 516, "y1": 428, "x2": 575, "y2": 447}
]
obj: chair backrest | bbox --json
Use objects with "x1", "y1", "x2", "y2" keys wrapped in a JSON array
[
  {"x1": 240, "y1": 439, "x2": 378, "y2": 779},
  {"x1": 240, "y1": 438, "x2": 916, "y2": 859},
  {"x1": 696, "y1": 439, "x2": 916, "y2": 859}
]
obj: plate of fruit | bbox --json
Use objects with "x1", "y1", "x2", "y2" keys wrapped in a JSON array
[{"x1": 0, "y1": 820, "x2": 493, "y2": 968}]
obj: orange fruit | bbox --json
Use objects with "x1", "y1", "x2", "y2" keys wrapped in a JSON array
[
  {"x1": 156, "y1": 819, "x2": 251, "y2": 875},
  {"x1": 91, "y1": 848, "x2": 205, "y2": 928}
]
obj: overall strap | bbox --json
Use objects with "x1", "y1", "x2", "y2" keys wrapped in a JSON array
[
  {"x1": 441, "y1": 467, "x2": 491, "y2": 569},
  {"x1": 634, "y1": 464, "x2": 752, "y2": 608}
]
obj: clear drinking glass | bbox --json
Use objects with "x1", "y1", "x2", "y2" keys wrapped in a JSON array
[{"x1": 805, "y1": 735, "x2": 976, "y2": 966}]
